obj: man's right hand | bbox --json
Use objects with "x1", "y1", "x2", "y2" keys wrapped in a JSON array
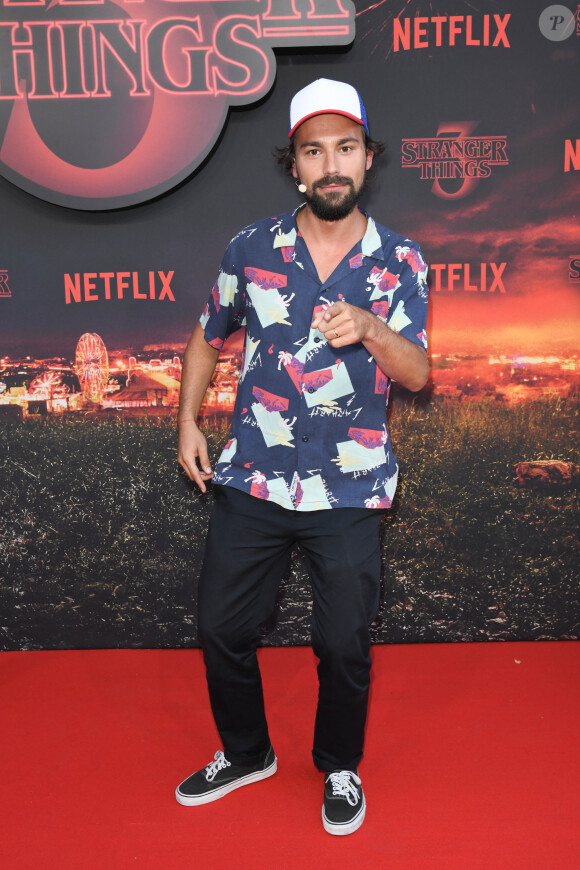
[{"x1": 177, "y1": 419, "x2": 213, "y2": 493}]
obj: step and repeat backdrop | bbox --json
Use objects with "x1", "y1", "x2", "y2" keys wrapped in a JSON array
[{"x1": 0, "y1": 1, "x2": 578, "y2": 649}]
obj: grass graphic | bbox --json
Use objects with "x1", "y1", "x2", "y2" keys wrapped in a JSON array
[{"x1": 0, "y1": 397, "x2": 578, "y2": 649}]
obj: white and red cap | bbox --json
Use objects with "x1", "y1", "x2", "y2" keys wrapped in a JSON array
[{"x1": 288, "y1": 78, "x2": 369, "y2": 138}]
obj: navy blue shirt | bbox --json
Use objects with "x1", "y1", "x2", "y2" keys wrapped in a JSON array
[{"x1": 200, "y1": 206, "x2": 428, "y2": 511}]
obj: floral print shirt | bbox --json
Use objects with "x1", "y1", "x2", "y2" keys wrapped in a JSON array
[{"x1": 200, "y1": 206, "x2": 428, "y2": 511}]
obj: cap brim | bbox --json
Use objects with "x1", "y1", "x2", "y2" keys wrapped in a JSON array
[{"x1": 288, "y1": 111, "x2": 367, "y2": 138}]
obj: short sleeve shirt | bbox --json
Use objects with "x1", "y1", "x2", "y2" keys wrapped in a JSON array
[{"x1": 200, "y1": 206, "x2": 428, "y2": 511}]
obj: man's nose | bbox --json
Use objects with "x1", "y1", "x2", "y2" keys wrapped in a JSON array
[{"x1": 322, "y1": 149, "x2": 339, "y2": 176}]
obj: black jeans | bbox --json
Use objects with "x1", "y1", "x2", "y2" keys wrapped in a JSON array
[{"x1": 197, "y1": 485, "x2": 383, "y2": 772}]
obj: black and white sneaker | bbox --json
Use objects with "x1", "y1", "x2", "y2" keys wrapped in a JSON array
[
  {"x1": 322, "y1": 769, "x2": 366, "y2": 835},
  {"x1": 175, "y1": 745, "x2": 277, "y2": 806}
]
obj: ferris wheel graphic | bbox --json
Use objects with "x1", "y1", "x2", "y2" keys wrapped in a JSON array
[{"x1": 75, "y1": 333, "x2": 109, "y2": 399}]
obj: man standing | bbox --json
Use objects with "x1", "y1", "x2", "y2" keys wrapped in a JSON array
[{"x1": 176, "y1": 78, "x2": 429, "y2": 835}]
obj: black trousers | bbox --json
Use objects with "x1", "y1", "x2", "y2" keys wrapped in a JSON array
[{"x1": 197, "y1": 485, "x2": 383, "y2": 772}]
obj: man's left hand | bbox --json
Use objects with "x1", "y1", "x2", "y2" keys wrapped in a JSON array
[{"x1": 311, "y1": 300, "x2": 373, "y2": 348}]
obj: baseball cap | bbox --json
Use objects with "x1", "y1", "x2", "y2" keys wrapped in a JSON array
[{"x1": 288, "y1": 78, "x2": 369, "y2": 138}]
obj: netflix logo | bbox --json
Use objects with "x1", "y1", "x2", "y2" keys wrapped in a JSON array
[
  {"x1": 393, "y1": 14, "x2": 510, "y2": 52},
  {"x1": 564, "y1": 139, "x2": 580, "y2": 172},
  {"x1": 430, "y1": 263, "x2": 507, "y2": 294},
  {"x1": 64, "y1": 271, "x2": 175, "y2": 304}
]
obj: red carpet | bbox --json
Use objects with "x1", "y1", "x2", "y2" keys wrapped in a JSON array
[{"x1": 3, "y1": 643, "x2": 579, "y2": 869}]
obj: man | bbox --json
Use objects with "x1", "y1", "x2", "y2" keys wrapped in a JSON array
[{"x1": 176, "y1": 78, "x2": 429, "y2": 835}]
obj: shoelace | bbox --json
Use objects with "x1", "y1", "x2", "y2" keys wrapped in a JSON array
[
  {"x1": 204, "y1": 751, "x2": 231, "y2": 782},
  {"x1": 326, "y1": 770, "x2": 362, "y2": 806}
]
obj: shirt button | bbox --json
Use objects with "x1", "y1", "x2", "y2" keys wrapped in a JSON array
[
  {"x1": 307, "y1": 387, "x2": 315, "y2": 393},
  {"x1": 314, "y1": 336, "x2": 321, "y2": 343},
  {"x1": 302, "y1": 435, "x2": 309, "y2": 442}
]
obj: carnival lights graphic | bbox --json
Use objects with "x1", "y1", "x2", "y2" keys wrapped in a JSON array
[
  {"x1": 29, "y1": 371, "x2": 69, "y2": 400},
  {"x1": 75, "y1": 333, "x2": 109, "y2": 400}
]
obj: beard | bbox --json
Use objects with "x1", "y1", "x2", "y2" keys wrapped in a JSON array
[{"x1": 305, "y1": 174, "x2": 364, "y2": 221}]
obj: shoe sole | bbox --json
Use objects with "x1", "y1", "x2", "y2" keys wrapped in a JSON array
[
  {"x1": 175, "y1": 756, "x2": 277, "y2": 806},
  {"x1": 322, "y1": 794, "x2": 366, "y2": 836}
]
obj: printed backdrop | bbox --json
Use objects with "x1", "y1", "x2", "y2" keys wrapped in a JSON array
[{"x1": 0, "y1": 0, "x2": 578, "y2": 650}]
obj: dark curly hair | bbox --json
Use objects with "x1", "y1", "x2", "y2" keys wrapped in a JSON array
[{"x1": 273, "y1": 131, "x2": 385, "y2": 176}]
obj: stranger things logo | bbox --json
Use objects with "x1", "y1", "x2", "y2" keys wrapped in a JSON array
[
  {"x1": 0, "y1": 268, "x2": 12, "y2": 296},
  {"x1": 402, "y1": 122, "x2": 508, "y2": 200},
  {"x1": 0, "y1": 0, "x2": 355, "y2": 210}
]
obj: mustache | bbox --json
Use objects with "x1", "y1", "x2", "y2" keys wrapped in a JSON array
[{"x1": 312, "y1": 175, "x2": 354, "y2": 191}]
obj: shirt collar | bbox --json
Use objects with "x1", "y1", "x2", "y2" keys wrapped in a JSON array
[
  {"x1": 288, "y1": 206, "x2": 384, "y2": 261},
  {"x1": 360, "y1": 214, "x2": 383, "y2": 260}
]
